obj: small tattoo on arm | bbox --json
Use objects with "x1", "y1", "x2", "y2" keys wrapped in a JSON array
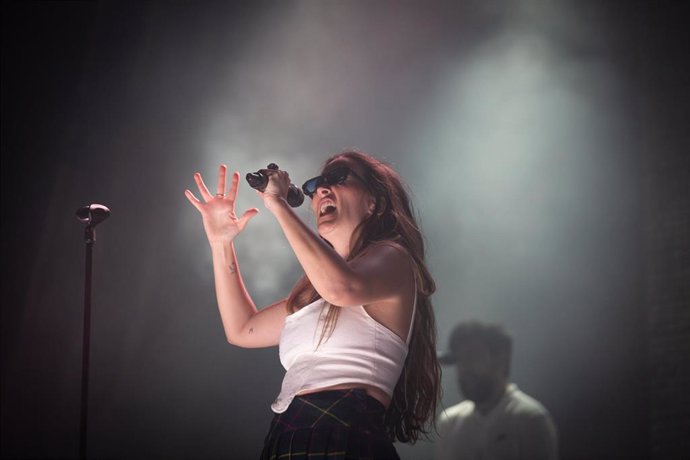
[{"x1": 229, "y1": 262, "x2": 237, "y2": 274}]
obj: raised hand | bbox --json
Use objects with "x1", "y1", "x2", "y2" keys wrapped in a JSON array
[{"x1": 185, "y1": 165, "x2": 259, "y2": 245}]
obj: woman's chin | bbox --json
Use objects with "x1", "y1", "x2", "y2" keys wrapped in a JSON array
[{"x1": 317, "y1": 221, "x2": 337, "y2": 236}]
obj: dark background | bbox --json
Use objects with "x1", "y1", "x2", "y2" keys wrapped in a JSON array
[{"x1": 2, "y1": 1, "x2": 688, "y2": 459}]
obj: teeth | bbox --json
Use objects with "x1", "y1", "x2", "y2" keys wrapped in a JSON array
[{"x1": 320, "y1": 202, "x2": 336, "y2": 216}]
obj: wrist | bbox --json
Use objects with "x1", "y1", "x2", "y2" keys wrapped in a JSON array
[
  {"x1": 209, "y1": 239, "x2": 233, "y2": 251},
  {"x1": 209, "y1": 239, "x2": 237, "y2": 268},
  {"x1": 263, "y1": 195, "x2": 289, "y2": 213}
]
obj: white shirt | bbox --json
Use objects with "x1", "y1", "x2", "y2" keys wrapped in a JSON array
[
  {"x1": 272, "y1": 297, "x2": 415, "y2": 413},
  {"x1": 436, "y1": 384, "x2": 558, "y2": 460}
]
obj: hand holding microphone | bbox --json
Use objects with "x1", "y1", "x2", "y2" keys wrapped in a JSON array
[{"x1": 246, "y1": 163, "x2": 304, "y2": 207}]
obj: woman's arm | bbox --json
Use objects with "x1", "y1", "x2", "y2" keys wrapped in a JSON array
[
  {"x1": 209, "y1": 240, "x2": 288, "y2": 347},
  {"x1": 186, "y1": 165, "x2": 288, "y2": 348},
  {"x1": 260, "y1": 174, "x2": 412, "y2": 307}
]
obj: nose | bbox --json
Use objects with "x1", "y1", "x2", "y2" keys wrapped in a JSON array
[
  {"x1": 316, "y1": 184, "x2": 332, "y2": 196},
  {"x1": 456, "y1": 363, "x2": 470, "y2": 378}
]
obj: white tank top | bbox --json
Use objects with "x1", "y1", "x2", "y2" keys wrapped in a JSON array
[{"x1": 271, "y1": 295, "x2": 416, "y2": 413}]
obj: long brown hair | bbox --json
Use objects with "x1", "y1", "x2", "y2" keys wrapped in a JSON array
[{"x1": 286, "y1": 150, "x2": 441, "y2": 443}]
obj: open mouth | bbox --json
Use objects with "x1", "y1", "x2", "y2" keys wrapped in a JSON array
[{"x1": 319, "y1": 201, "x2": 337, "y2": 217}]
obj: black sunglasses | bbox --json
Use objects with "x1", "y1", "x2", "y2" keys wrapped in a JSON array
[{"x1": 301, "y1": 166, "x2": 366, "y2": 198}]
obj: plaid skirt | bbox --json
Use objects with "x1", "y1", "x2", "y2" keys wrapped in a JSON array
[{"x1": 260, "y1": 389, "x2": 400, "y2": 460}]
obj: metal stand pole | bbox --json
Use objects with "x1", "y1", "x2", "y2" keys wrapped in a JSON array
[
  {"x1": 75, "y1": 203, "x2": 109, "y2": 460},
  {"x1": 79, "y1": 225, "x2": 95, "y2": 460}
]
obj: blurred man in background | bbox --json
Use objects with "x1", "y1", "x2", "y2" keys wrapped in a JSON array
[{"x1": 436, "y1": 321, "x2": 558, "y2": 460}]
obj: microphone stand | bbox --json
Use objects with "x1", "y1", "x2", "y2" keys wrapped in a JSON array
[
  {"x1": 80, "y1": 224, "x2": 95, "y2": 460},
  {"x1": 76, "y1": 203, "x2": 109, "y2": 460}
]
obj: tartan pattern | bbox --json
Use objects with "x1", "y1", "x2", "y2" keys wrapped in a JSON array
[{"x1": 260, "y1": 389, "x2": 400, "y2": 460}]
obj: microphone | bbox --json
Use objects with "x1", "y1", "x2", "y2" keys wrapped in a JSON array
[
  {"x1": 246, "y1": 163, "x2": 304, "y2": 207},
  {"x1": 76, "y1": 204, "x2": 111, "y2": 226}
]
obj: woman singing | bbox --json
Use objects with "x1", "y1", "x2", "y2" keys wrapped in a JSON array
[{"x1": 185, "y1": 151, "x2": 440, "y2": 459}]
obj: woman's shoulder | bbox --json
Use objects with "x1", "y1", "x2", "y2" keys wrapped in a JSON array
[
  {"x1": 363, "y1": 239, "x2": 411, "y2": 258},
  {"x1": 358, "y1": 240, "x2": 416, "y2": 289}
]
